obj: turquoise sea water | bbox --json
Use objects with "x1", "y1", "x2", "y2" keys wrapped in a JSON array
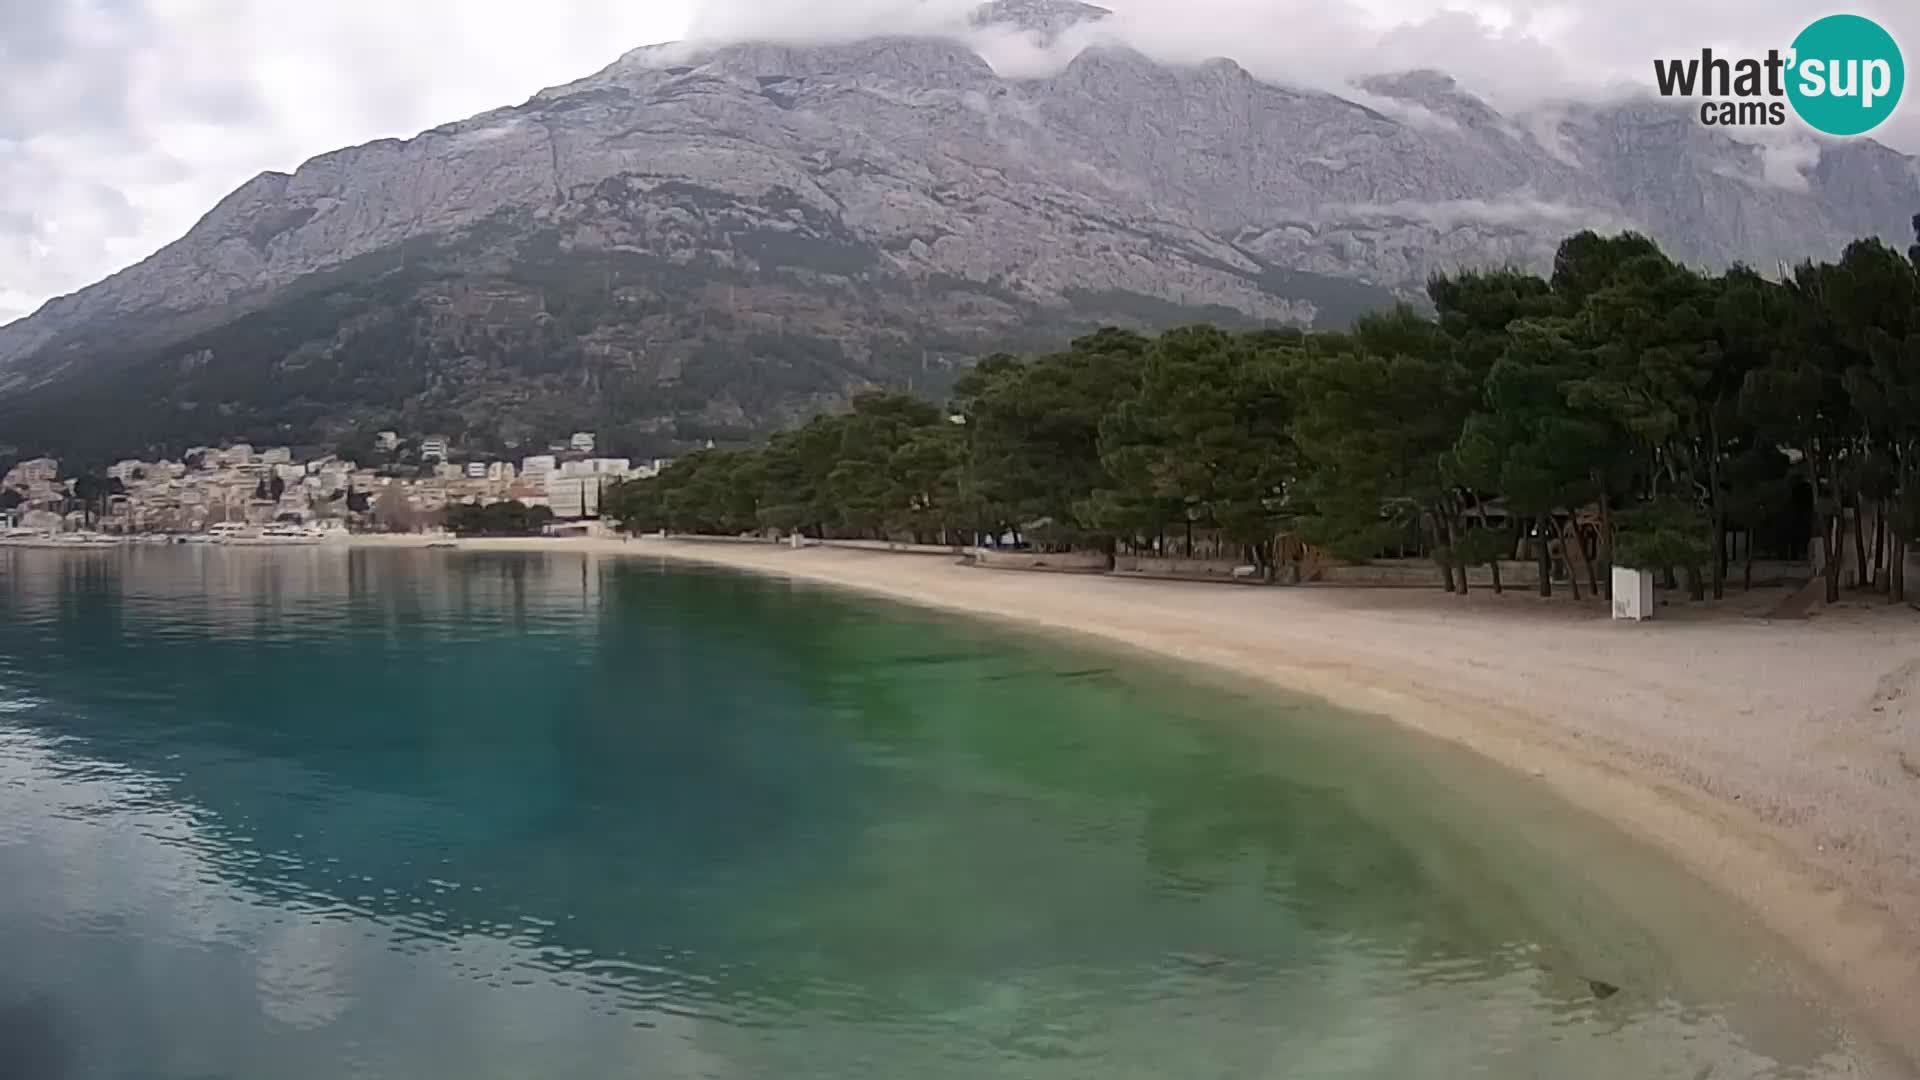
[{"x1": 0, "y1": 547, "x2": 1882, "y2": 1078}]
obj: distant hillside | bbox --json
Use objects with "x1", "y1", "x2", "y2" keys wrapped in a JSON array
[{"x1": 1, "y1": 0, "x2": 1913, "y2": 462}]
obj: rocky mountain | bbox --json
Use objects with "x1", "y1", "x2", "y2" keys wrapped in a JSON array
[{"x1": 2, "y1": 0, "x2": 1916, "y2": 461}]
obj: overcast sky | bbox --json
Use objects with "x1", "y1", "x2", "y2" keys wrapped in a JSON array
[{"x1": 4, "y1": 0, "x2": 1917, "y2": 326}]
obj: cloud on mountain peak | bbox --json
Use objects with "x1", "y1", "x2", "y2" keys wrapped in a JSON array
[{"x1": 2, "y1": 0, "x2": 1916, "y2": 327}]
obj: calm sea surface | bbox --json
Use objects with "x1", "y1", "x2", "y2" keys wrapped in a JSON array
[{"x1": 0, "y1": 547, "x2": 1880, "y2": 1078}]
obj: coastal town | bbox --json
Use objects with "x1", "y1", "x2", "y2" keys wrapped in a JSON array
[{"x1": 0, "y1": 431, "x2": 673, "y2": 540}]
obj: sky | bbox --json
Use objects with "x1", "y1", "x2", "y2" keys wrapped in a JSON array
[{"x1": 3, "y1": 0, "x2": 1918, "y2": 327}]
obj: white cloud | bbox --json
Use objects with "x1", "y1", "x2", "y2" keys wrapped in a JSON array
[
  {"x1": 4, "y1": 0, "x2": 1918, "y2": 326},
  {"x1": 0, "y1": 0, "x2": 697, "y2": 326},
  {"x1": 1321, "y1": 193, "x2": 1633, "y2": 231}
]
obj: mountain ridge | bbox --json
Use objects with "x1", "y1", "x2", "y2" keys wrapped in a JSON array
[{"x1": 2, "y1": 5, "x2": 1915, "y2": 460}]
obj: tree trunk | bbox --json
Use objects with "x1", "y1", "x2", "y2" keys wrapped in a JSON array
[
  {"x1": 1743, "y1": 535, "x2": 1755, "y2": 592},
  {"x1": 1711, "y1": 513, "x2": 1727, "y2": 600},
  {"x1": 1443, "y1": 510, "x2": 1468, "y2": 596},
  {"x1": 1536, "y1": 515, "x2": 1553, "y2": 599},
  {"x1": 1489, "y1": 556, "x2": 1503, "y2": 594},
  {"x1": 1564, "y1": 520, "x2": 1598, "y2": 599},
  {"x1": 1825, "y1": 515, "x2": 1844, "y2": 604},
  {"x1": 1892, "y1": 532, "x2": 1907, "y2": 604},
  {"x1": 1685, "y1": 563, "x2": 1705, "y2": 602},
  {"x1": 1661, "y1": 565, "x2": 1678, "y2": 592},
  {"x1": 1558, "y1": 520, "x2": 1587, "y2": 601},
  {"x1": 1708, "y1": 419, "x2": 1727, "y2": 601},
  {"x1": 1872, "y1": 503, "x2": 1887, "y2": 593},
  {"x1": 1851, "y1": 501, "x2": 1870, "y2": 593},
  {"x1": 1598, "y1": 491, "x2": 1615, "y2": 601},
  {"x1": 1430, "y1": 514, "x2": 1456, "y2": 593}
]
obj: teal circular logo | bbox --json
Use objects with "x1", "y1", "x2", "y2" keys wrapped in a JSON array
[{"x1": 1787, "y1": 14, "x2": 1904, "y2": 136}]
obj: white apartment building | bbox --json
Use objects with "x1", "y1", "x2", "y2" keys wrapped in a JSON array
[
  {"x1": 3, "y1": 458, "x2": 60, "y2": 489},
  {"x1": 421, "y1": 436, "x2": 450, "y2": 461},
  {"x1": 547, "y1": 476, "x2": 603, "y2": 519},
  {"x1": 466, "y1": 462, "x2": 489, "y2": 479},
  {"x1": 570, "y1": 432, "x2": 597, "y2": 453},
  {"x1": 520, "y1": 454, "x2": 557, "y2": 478},
  {"x1": 553, "y1": 458, "x2": 633, "y2": 481}
]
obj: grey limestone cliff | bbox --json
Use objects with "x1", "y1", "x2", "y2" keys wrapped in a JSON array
[{"x1": 1, "y1": 0, "x2": 1914, "y2": 457}]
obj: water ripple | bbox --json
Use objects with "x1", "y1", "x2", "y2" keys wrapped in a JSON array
[{"x1": 0, "y1": 547, "x2": 1884, "y2": 1079}]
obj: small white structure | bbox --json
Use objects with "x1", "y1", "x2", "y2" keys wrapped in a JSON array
[{"x1": 1611, "y1": 566, "x2": 1655, "y2": 621}]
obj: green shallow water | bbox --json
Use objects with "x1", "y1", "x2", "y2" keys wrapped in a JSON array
[{"x1": 0, "y1": 547, "x2": 1884, "y2": 1078}]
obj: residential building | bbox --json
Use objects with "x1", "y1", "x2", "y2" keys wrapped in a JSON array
[
  {"x1": 466, "y1": 462, "x2": 489, "y2": 479},
  {"x1": 3, "y1": 458, "x2": 59, "y2": 490},
  {"x1": 421, "y1": 436, "x2": 450, "y2": 461},
  {"x1": 520, "y1": 454, "x2": 557, "y2": 478},
  {"x1": 570, "y1": 431, "x2": 597, "y2": 454},
  {"x1": 260, "y1": 447, "x2": 292, "y2": 465},
  {"x1": 546, "y1": 476, "x2": 604, "y2": 519},
  {"x1": 375, "y1": 431, "x2": 401, "y2": 452},
  {"x1": 506, "y1": 478, "x2": 550, "y2": 507}
]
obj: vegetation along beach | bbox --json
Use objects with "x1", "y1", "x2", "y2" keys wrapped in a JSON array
[{"x1": 567, "y1": 226, "x2": 1920, "y2": 1067}]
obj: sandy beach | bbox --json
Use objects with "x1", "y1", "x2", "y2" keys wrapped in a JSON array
[{"x1": 360, "y1": 533, "x2": 1920, "y2": 1065}]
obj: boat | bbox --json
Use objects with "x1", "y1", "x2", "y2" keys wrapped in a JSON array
[
  {"x1": 265, "y1": 524, "x2": 325, "y2": 545},
  {"x1": 225, "y1": 524, "x2": 325, "y2": 546},
  {"x1": 0, "y1": 528, "x2": 54, "y2": 546}
]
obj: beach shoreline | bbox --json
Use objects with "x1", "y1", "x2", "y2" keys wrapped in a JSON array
[{"x1": 354, "y1": 532, "x2": 1920, "y2": 1069}]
